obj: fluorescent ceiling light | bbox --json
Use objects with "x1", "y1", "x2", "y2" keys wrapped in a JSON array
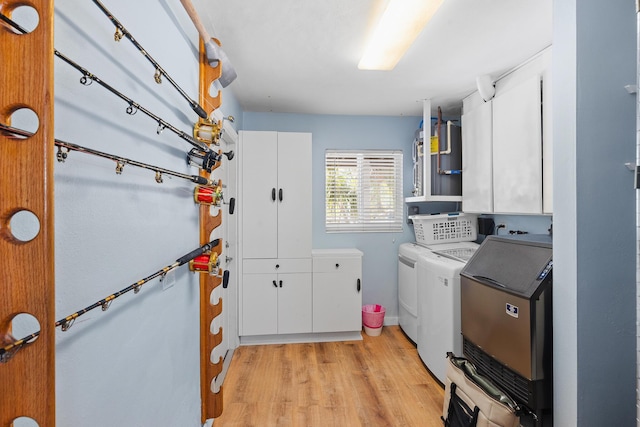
[{"x1": 358, "y1": 0, "x2": 444, "y2": 71}]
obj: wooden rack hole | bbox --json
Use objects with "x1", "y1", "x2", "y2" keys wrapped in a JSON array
[
  {"x1": 5, "y1": 5, "x2": 40, "y2": 34},
  {"x1": 7, "y1": 107, "x2": 39, "y2": 136},
  {"x1": 9, "y1": 210, "x2": 41, "y2": 242},
  {"x1": 12, "y1": 416, "x2": 40, "y2": 427}
]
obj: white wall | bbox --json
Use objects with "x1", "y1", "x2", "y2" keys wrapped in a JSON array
[{"x1": 54, "y1": 1, "x2": 210, "y2": 425}]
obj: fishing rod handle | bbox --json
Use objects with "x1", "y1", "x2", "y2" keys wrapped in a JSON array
[
  {"x1": 180, "y1": 0, "x2": 212, "y2": 41},
  {"x1": 176, "y1": 239, "x2": 220, "y2": 266},
  {"x1": 194, "y1": 176, "x2": 211, "y2": 185}
]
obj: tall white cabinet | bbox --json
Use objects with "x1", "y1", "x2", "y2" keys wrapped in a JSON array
[{"x1": 238, "y1": 131, "x2": 313, "y2": 338}]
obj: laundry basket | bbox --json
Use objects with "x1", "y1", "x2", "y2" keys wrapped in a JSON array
[{"x1": 362, "y1": 304, "x2": 386, "y2": 336}]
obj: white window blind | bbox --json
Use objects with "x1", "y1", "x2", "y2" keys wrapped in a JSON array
[{"x1": 325, "y1": 150, "x2": 403, "y2": 232}]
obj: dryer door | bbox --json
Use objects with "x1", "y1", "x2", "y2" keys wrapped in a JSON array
[{"x1": 398, "y1": 252, "x2": 418, "y2": 342}]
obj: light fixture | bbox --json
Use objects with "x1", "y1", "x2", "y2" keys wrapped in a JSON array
[
  {"x1": 358, "y1": 0, "x2": 444, "y2": 71},
  {"x1": 476, "y1": 75, "x2": 496, "y2": 102}
]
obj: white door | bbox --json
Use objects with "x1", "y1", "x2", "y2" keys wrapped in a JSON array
[
  {"x1": 241, "y1": 131, "x2": 278, "y2": 258},
  {"x1": 242, "y1": 273, "x2": 278, "y2": 335},
  {"x1": 492, "y1": 75, "x2": 543, "y2": 214},
  {"x1": 220, "y1": 124, "x2": 239, "y2": 356},
  {"x1": 462, "y1": 99, "x2": 494, "y2": 213},
  {"x1": 277, "y1": 133, "x2": 312, "y2": 258},
  {"x1": 313, "y1": 258, "x2": 362, "y2": 333},
  {"x1": 277, "y1": 272, "x2": 312, "y2": 334}
]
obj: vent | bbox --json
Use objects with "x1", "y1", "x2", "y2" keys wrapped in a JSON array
[{"x1": 463, "y1": 339, "x2": 532, "y2": 406}]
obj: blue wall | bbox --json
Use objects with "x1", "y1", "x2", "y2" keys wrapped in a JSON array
[
  {"x1": 554, "y1": 0, "x2": 637, "y2": 425},
  {"x1": 244, "y1": 112, "x2": 437, "y2": 320},
  {"x1": 241, "y1": 112, "x2": 555, "y2": 322}
]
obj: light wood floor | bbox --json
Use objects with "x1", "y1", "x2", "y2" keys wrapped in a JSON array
[{"x1": 213, "y1": 326, "x2": 445, "y2": 426}]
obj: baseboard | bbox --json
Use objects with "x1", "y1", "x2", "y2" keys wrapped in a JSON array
[
  {"x1": 239, "y1": 330, "x2": 363, "y2": 346},
  {"x1": 383, "y1": 315, "x2": 399, "y2": 326}
]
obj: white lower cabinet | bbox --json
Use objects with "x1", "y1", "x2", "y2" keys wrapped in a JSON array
[
  {"x1": 241, "y1": 259, "x2": 312, "y2": 336},
  {"x1": 312, "y1": 249, "x2": 363, "y2": 333}
]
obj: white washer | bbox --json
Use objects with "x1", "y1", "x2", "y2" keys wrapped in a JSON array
[
  {"x1": 416, "y1": 241, "x2": 478, "y2": 384},
  {"x1": 398, "y1": 243, "x2": 432, "y2": 343}
]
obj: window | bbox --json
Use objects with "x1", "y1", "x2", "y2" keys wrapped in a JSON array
[{"x1": 325, "y1": 150, "x2": 403, "y2": 232}]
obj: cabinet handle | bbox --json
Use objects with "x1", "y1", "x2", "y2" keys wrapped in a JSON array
[
  {"x1": 357, "y1": 278, "x2": 361, "y2": 292},
  {"x1": 335, "y1": 263, "x2": 339, "y2": 269},
  {"x1": 279, "y1": 280, "x2": 283, "y2": 288},
  {"x1": 271, "y1": 188, "x2": 276, "y2": 201},
  {"x1": 278, "y1": 188, "x2": 283, "y2": 202},
  {"x1": 273, "y1": 280, "x2": 278, "y2": 288},
  {"x1": 223, "y1": 270, "x2": 230, "y2": 288},
  {"x1": 228, "y1": 197, "x2": 236, "y2": 215}
]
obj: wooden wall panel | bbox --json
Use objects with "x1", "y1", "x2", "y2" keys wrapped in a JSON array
[
  {"x1": 0, "y1": 1, "x2": 55, "y2": 426},
  {"x1": 198, "y1": 37, "x2": 224, "y2": 423}
]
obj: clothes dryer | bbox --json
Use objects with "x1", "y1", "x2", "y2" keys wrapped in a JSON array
[{"x1": 398, "y1": 243, "x2": 432, "y2": 343}]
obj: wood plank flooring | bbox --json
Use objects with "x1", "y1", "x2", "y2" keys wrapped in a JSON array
[{"x1": 213, "y1": 326, "x2": 445, "y2": 426}]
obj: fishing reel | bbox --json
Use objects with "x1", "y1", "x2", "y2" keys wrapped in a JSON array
[
  {"x1": 193, "y1": 182, "x2": 223, "y2": 206},
  {"x1": 188, "y1": 250, "x2": 220, "y2": 274},
  {"x1": 187, "y1": 148, "x2": 234, "y2": 173},
  {"x1": 193, "y1": 117, "x2": 221, "y2": 146}
]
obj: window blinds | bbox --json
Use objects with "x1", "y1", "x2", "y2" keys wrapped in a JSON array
[{"x1": 325, "y1": 150, "x2": 403, "y2": 232}]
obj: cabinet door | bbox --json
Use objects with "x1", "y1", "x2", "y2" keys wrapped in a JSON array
[
  {"x1": 242, "y1": 273, "x2": 278, "y2": 336},
  {"x1": 492, "y1": 75, "x2": 542, "y2": 214},
  {"x1": 313, "y1": 258, "x2": 362, "y2": 333},
  {"x1": 462, "y1": 100, "x2": 493, "y2": 213},
  {"x1": 242, "y1": 131, "x2": 278, "y2": 258},
  {"x1": 277, "y1": 272, "x2": 312, "y2": 334},
  {"x1": 277, "y1": 132, "x2": 312, "y2": 258}
]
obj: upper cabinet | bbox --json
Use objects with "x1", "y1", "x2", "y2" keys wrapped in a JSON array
[
  {"x1": 461, "y1": 99, "x2": 493, "y2": 213},
  {"x1": 462, "y1": 48, "x2": 553, "y2": 215},
  {"x1": 493, "y1": 75, "x2": 543, "y2": 214},
  {"x1": 240, "y1": 131, "x2": 312, "y2": 259}
]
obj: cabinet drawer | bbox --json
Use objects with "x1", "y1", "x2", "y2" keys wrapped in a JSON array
[
  {"x1": 243, "y1": 258, "x2": 312, "y2": 274},
  {"x1": 313, "y1": 257, "x2": 360, "y2": 273}
]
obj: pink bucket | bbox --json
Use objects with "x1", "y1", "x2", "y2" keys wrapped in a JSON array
[{"x1": 362, "y1": 304, "x2": 386, "y2": 328}]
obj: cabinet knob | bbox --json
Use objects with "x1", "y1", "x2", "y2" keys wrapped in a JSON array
[
  {"x1": 335, "y1": 263, "x2": 339, "y2": 268},
  {"x1": 275, "y1": 264, "x2": 280, "y2": 269}
]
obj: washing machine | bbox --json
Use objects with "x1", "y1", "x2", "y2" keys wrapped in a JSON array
[
  {"x1": 416, "y1": 241, "x2": 478, "y2": 384},
  {"x1": 398, "y1": 243, "x2": 432, "y2": 343},
  {"x1": 398, "y1": 212, "x2": 478, "y2": 347}
]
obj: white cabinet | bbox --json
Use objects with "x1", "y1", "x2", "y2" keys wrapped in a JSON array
[
  {"x1": 239, "y1": 131, "x2": 313, "y2": 338},
  {"x1": 492, "y1": 75, "x2": 543, "y2": 214},
  {"x1": 462, "y1": 99, "x2": 493, "y2": 213},
  {"x1": 461, "y1": 48, "x2": 552, "y2": 214},
  {"x1": 241, "y1": 259, "x2": 312, "y2": 336},
  {"x1": 312, "y1": 249, "x2": 363, "y2": 333},
  {"x1": 240, "y1": 131, "x2": 312, "y2": 259}
]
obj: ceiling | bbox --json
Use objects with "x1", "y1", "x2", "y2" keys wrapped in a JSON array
[{"x1": 194, "y1": 0, "x2": 552, "y2": 117}]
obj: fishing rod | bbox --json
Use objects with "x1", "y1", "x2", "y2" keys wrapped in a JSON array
[
  {"x1": 0, "y1": 122, "x2": 217, "y2": 187},
  {"x1": 54, "y1": 49, "x2": 230, "y2": 173},
  {"x1": 0, "y1": 11, "x2": 226, "y2": 173},
  {"x1": 54, "y1": 51, "x2": 209, "y2": 152},
  {"x1": 0, "y1": 239, "x2": 220, "y2": 363},
  {"x1": 90, "y1": 0, "x2": 208, "y2": 119}
]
